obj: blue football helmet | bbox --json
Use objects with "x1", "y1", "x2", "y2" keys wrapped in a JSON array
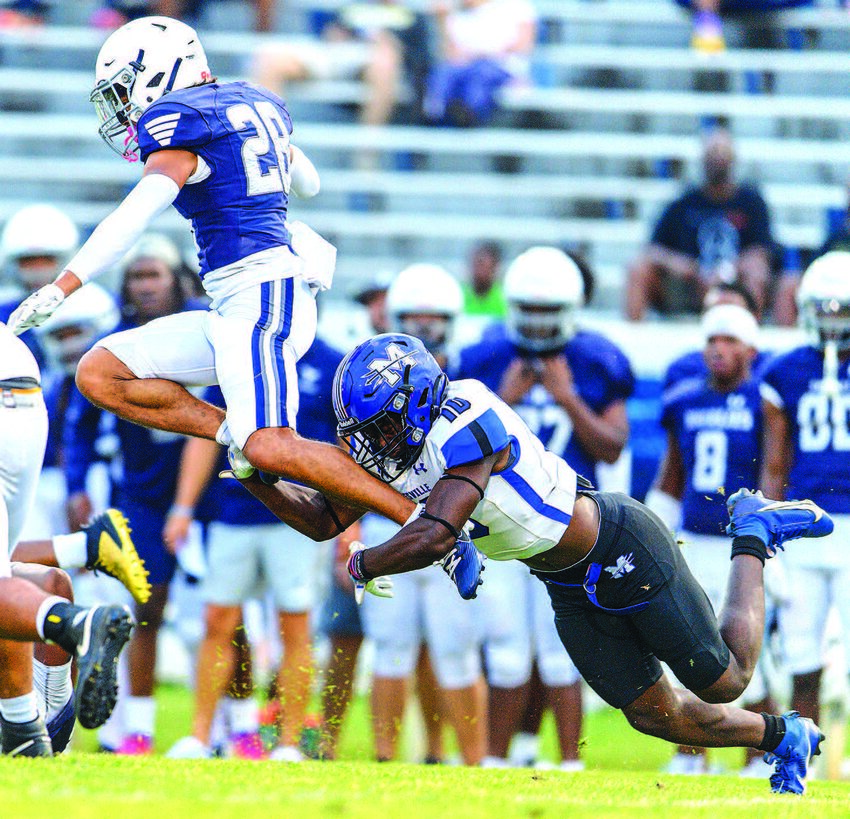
[{"x1": 333, "y1": 333, "x2": 449, "y2": 482}]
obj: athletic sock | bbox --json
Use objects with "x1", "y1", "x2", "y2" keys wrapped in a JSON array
[
  {"x1": 757, "y1": 713, "x2": 787, "y2": 753},
  {"x1": 36, "y1": 598, "x2": 87, "y2": 654},
  {"x1": 730, "y1": 535, "x2": 767, "y2": 565},
  {"x1": 226, "y1": 696, "x2": 259, "y2": 735},
  {"x1": 52, "y1": 532, "x2": 88, "y2": 569},
  {"x1": 0, "y1": 691, "x2": 39, "y2": 724},
  {"x1": 125, "y1": 696, "x2": 156, "y2": 737},
  {"x1": 33, "y1": 659, "x2": 73, "y2": 718}
]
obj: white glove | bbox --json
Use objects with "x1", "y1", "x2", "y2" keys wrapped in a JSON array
[
  {"x1": 8, "y1": 284, "x2": 65, "y2": 335},
  {"x1": 348, "y1": 541, "x2": 393, "y2": 604},
  {"x1": 218, "y1": 443, "x2": 256, "y2": 480}
]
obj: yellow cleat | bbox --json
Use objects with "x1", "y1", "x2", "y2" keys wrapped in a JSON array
[{"x1": 82, "y1": 509, "x2": 151, "y2": 604}]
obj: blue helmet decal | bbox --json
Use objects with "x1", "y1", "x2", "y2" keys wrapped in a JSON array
[{"x1": 333, "y1": 333, "x2": 448, "y2": 482}]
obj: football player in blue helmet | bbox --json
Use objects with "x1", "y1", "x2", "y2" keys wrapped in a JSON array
[
  {"x1": 7, "y1": 16, "x2": 415, "y2": 546},
  {"x1": 239, "y1": 333, "x2": 830, "y2": 793}
]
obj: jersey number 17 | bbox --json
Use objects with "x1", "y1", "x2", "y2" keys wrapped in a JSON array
[{"x1": 227, "y1": 101, "x2": 291, "y2": 197}]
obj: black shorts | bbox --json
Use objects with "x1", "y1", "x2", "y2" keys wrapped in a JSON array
[{"x1": 533, "y1": 491, "x2": 731, "y2": 709}]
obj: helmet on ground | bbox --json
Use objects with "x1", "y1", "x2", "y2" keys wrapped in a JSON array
[
  {"x1": 91, "y1": 15, "x2": 211, "y2": 160},
  {"x1": 386, "y1": 263, "x2": 463, "y2": 358},
  {"x1": 35, "y1": 283, "x2": 119, "y2": 375},
  {"x1": 1, "y1": 204, "x2": 79, "y2": 291},
  {"x1": 796, "y1": 251, "x2": 850, "y2": 350},
  {"x1": 503, "y1": 246, "x2": 584, "y2": 354},
  {"x1": 333, "y1": 333, "x2": 448, "y2": 482}
]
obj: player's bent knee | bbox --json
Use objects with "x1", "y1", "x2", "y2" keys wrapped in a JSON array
[
  {"x1": 41, "y1": 567, "x2": 73, "y2": 602},
  {"x1": 76, "y1": 348, "x2": 128, "y2": 406},
  {"x1": 695, "y1": 664, "x2": 748, "y2": 704}
]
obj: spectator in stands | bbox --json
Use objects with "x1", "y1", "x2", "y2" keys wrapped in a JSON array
[
  {"x1": 354, "y1": 270, "x2": 393, "y2": 333},
  {"x1": 462, "y1": 241, "x2": 507, "y2": 318},
  {"x1": 252, "y1": 2, "x2": 428, "y2": 132},
  {"x1": 674, "y1": 1, "x2": 815, "y2": 53},
  {"x1": 0, "y1": 0, "x2": 47, "y2": 27},
  {"x1": 91, "y1": 1, "x2": 275, "y2": 32},
  {"x1": 625, "y1": 128, "x2": 775, "y2": 322},
  {"x1": 425, "y1": 0, "x2": 537, "y2": 127}
]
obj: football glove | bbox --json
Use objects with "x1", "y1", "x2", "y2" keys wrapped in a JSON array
[
  {"x1": 8, "y1": 284, "x2": 65, "y2": 335},
  {"x1": 438, "y1": 530, "x2": 485, "y2": 600},
  {"x1": 347, "y1": 541, "x2": 393, "y2": 604}
]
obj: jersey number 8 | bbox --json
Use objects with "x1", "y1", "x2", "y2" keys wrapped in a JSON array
[{"x1": 226, "y1": 101, "x2": 291, "y2": 197}]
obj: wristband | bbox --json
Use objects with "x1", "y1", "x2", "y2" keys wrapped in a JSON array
[
  {"x1": 347, "y1": 549, "x2": 373, "y2": 582},
  {"x1": 169, "y1": 504, "x2": 194, "y2": 518}
]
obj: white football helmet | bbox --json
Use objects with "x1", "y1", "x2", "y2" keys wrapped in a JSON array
[
  {"x1": 387, "y1": 263, "x2": 463, "y2": 358},
  {"x1": 91, "y1": 15, "x2": 211, "y2": 161},
  {"x1": 35, "y1": 283, "x2": 119, "y2": 375},
  {"x1": 1, "y1": 204, "x2": 79, "y2": 292},
  {"x1": 796, "y1": 251, "x2": 850, "y2": 350},
  {"x1": 503, "y1": 246, "x2": 584, "y2": 354}
]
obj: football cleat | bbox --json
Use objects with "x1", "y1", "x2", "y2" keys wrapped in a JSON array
[
  {"x1": 0, "y1": 715, "x2": 53, "y2": 757},
  {"x1": 764, "y1": 712, "x2": 824, "y2": 795},
  {"x1": 83, "y1": 509, "x2": 151, "y2": 604},
  {"x1": 166, "y1": 736, "x2": 212, "y2": 759},
  {"x1": 72, "y1": 604, "x2": 135, "y2": 730},
  {"x1": 117, "y1": 733, "x2": 154, "y2": 756},
  {"x1": 229, "y1": 731, "x2": 266, "y2": 760},
  {"x1": 726, "y1": 488, "x2": 833, "y2": 556},
  {"x1": 438, "y1": 535, "x2": 485, "y2": 600}
]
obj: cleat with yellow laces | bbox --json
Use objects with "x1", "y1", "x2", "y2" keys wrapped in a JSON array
[{"x1": 82, "y1": 509, "x2": 151, "y2": 604}]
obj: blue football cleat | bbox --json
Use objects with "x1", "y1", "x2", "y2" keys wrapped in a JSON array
[
  {"x1": 46, "y1": 697, "x2": 76, "y2": 754},
  {"x1": 726, "y1": 488, "x2": 833, "y2": 556},
  {"x1": 439, "y1": 534, "x2": 485, "y2": 600},
  {"x1": 764, "y1": 712, "x2": 824, "y2": 795}
]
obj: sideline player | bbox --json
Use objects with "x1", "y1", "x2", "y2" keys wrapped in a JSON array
[
  {"x1": 238, "y1": 333, "x2": 826, "y2": 794},
  {"x1": 7, "y1": 15, "x2": 413, "y2": 533},
  {"x1": 0, "y1": 321, "x2": 134, "y2": 755},
  {"x1": 649, "y1": 303, "x2": 778, "y2": 774},
  {"x1": 760, "y1": 252, "x2": 850, "y2": 733}
]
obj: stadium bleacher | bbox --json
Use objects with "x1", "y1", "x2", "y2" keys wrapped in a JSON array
[{"x1": 1, "y1": 0, "x2": 848, "y2": 308}]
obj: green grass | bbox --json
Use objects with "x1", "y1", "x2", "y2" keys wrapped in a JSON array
[{"x1": 4, "y1": 685, "x2": 849, "y2": 818}]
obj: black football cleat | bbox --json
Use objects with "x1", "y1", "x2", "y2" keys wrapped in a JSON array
[{"x1": 1, "y1": 715, "x2": 53, "y2": 757}]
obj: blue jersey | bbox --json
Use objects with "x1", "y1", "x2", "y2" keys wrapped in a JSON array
[
  {"x1": 42, "y1": 371, "x2": 75, "y2": 469},
  {"x1": 453, "y1": 327, "x2": 634, "y2": 484},
  {"x1": 663, "y1": 348, "x2": 773, "y2": 391},
  {"x1": 761, "y1": 345, "x2": 850, "y2": 512},
  {"x1": 137, "y1": 82, "x2": 293, "y2": 278},
  {"x1": 0, "y1": 297, "x2": 45, "y2": 369},
  {"x1": 661, "y1": 377, "x2": 762, "y2": 535},
  {"x1": 203, "y1": 336, "x2": 343, "y2": 526}
]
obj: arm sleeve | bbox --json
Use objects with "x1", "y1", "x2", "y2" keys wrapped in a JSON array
[
  {"x1": 65, "y1": 173, "x2": 180, "y2": 283},
  {"x1": 290, "y1": 145, "x2": 320, "y2": 198},
  {"x1": 441, "y1": 408, "x2": 511, "y2": 469}
]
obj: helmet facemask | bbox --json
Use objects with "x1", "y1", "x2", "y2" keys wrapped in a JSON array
[
  {"x1": 802, "y1": 297, "x2": 850, "y2": 352},
  {"x1": 91, "y1": 63, "x2": 144, "y2": 162},
  {"x1": 507, "y1": 301, "x2": 577, "y2": 355},
  {"x1": 396, "y1": 313, "x2": 453, "y2": 359}
]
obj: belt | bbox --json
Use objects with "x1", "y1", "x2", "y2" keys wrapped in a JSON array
[{"x1": 0, "y1": 377, "x2": 42, "y2": 409}]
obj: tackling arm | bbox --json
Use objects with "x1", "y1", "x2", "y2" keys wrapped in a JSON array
[{"x1": 358, "y1": 454, "x2": 499, "y2": 579}]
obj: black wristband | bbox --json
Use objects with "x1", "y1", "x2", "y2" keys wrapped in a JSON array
[
  {"x1": 419, "y1": 511, "x2": 462, "y2": 540},
  {"x1": 730, "y1": 535, "x2": 767, "y2": 565},
  {"x1": 437, "y1": 473, "x2": 485, "y2": 501},
  {"x1": 347, "y1": 548, "x2": 373, "y2": 582}
]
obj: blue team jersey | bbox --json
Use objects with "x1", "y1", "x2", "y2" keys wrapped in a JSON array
[
  {"x1": 0, "y1": 297, "x2": 45, "y2": 368},
  {"x1": 137, "y1": 81, "x2": 293, "y2": 278},
  {"x1": 663, "y1": 348, "x2": 774, "y2": 391},
  {"x1": 661, "y1": 377, "x2": 762, "y2": 535},
  {"x1": 453, "y1": 326, "x2": 634, "y2": 484},
  {"x1": 761, "y1": 345, "x2": 850, "y2": 512},
  {"x1": 203, "y1": 336, "x2": 343, "y2": 526}
]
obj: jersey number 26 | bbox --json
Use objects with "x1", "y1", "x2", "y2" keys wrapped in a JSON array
[{"x1": 227, "y1": 101, "x2": 291, "y2": 197}]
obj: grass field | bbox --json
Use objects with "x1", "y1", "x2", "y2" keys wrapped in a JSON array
[{"x1": 5, "y1": 685, "x2": 850, "y2": 818}]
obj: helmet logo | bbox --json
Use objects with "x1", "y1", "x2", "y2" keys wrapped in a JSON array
[{"x1": 365, "y1": 343, "x2": 415, "y2": 387}]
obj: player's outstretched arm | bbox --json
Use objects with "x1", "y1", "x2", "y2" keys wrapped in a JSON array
[
  {"x1": 237, "y1": 472, "x2": 365, "y2": 542},
  {"x1": 357, "y1": 454, "x2": 498, "y2": 579},
  {"x1": 7, "y1": 150, "x2": 196, "y2": 335}
]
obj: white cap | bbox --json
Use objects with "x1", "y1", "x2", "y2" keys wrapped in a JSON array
[{"x1": 701, "y1": 304, "x2": 758, "y2": 349}]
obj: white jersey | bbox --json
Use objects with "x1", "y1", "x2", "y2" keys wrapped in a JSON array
[
  {"x1": 390, "y1": 379, "x2": 577, "y2": 561},
  {"x1": 0, "y1": 322, "x2": 40, "y2": 383}
]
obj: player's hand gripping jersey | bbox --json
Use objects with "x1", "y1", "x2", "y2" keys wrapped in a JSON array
[
  {"x1": 137, "y1": 82, "x2": 293, "y2": 279},
  {"x1": 335, "y1": 338, "x2": 579, "y2": 562}
]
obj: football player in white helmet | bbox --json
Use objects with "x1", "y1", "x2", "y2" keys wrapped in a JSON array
[
  {"x1": 761, "y1": 250, "x2": 850, "y2": 749},
  {"x1": 0, "y1": 204, "x2": 79, "y2": 294},
  {"x1": 387, "y1": 263, "x2": 463, "y2": 366},
  {"x1": 8, "y1": 16, "x2": 420, "y2": 546}
]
